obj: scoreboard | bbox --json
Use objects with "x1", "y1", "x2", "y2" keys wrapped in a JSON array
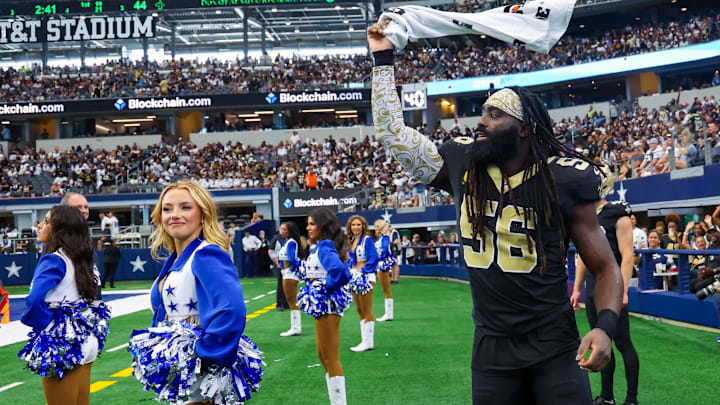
[{"x1": 1, "y1": 0, "x2": 352, "y2": 16}]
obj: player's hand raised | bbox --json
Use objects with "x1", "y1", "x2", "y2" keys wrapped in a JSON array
[
  {"x1": 367, "y1": 19, "x2": 395, "y2": 52},
  {"x1": 576, "y1": 329, "x2": 612, "y2": 372}
]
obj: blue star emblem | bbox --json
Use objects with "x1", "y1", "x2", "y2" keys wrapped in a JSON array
[
  {"x1": 168, "y1": 301, "x2": 178, "y2": 312},
  {"x1": 186, "y1": 299, "x2": 198, "y2": 311},
  {"x1": 166, "y1": 286, "x2": 175, "y2": 296}
]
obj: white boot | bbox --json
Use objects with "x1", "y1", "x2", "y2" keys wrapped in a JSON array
[
  {"x1": 327, "y1": 375, "x2": 347, "y2": 405},
  {"x1": 377, "y1": 298, "x2": 394, "y2": 322},
  {"x1": 350, "y1": 320, "x2": 374, "y2": 352},
  {"x1": 365, "y1": 321, "x2": 375, "y2": 350},
  {"x1": 350, "y1": 320, "x2": 368, "y2": 352},
  {"x1": 280, "y1": 310, "x2": 302, "y2": 336}
]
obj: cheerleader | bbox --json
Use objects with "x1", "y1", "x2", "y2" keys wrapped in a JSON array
[
  {"x1": 279, "y1": 221, "x2": 306, "y2": 337},
  {"x1": 129, "y1": 181, "x2": 263, "y2": 404},
  {"x1": 18, "y1": 206, "x2": 110, "y2": 405},
  {"x1": 297, "y1": 207, "x2": 351, "y2": 405},
  {"x1": 346, "y1": 215, "x2": 379, "y2": 352},
  {"x1": 374, "y1": 219, "x2": 396, "y2": 322}
]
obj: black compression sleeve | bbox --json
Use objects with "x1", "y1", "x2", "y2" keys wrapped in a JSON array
[{"x1": 373, "y1": 50, "x2": 394, "y2": 66}]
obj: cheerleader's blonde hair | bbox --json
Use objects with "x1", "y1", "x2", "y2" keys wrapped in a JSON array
[{"x1": 150, "y1": 181, "x2": 230, "y2": 260}]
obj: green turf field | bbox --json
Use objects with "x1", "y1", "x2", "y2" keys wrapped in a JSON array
[{"x1": 1, "y1": 277, "x2": 718, "y2": 404}]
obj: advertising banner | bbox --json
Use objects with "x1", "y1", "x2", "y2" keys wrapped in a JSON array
[
  {"x1": 0, "y1": 89, "x2": 370, "y2": 117},
  {"x1": 279, "y1": 189, "x2": 364, "y2": 216},
  {"x1": 0, "y1": 15, "x2": 155, "y2": 44}
]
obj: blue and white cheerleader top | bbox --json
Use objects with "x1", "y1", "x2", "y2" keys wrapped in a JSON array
[
  {"x1": 348, "y1": 235, "x2": 379, "y2": 294},
  {"x1": 18, "y1": 249, "x2": 111, "y2": 379},
  {"x1": 375, "y1": 234, "x2": 397, "y2": 272},
  {"x1": 297, "y1": 239, "x2": 352, "y2": 318},
  {"x1": 278, "y1": 238, "x2": 303, "y2": 280},
  {"x1": 129, "y1": 238, "x2": 263, "y2": 405}
]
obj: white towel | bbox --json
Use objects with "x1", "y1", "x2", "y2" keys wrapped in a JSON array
[{"x1": 379, "y1": 0, "x2": 576, "y2": 54}]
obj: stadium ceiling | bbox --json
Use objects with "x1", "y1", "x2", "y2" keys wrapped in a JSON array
[{"x1": 0, "y1": 0, "x2": 674, "y2": 55}]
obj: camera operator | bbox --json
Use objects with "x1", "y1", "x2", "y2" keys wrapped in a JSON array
[{"x1": 692, "y1": 226, "x2": 720, "y2": 322}]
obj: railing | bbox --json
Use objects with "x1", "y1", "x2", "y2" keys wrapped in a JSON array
[{"x1": 401, "y1": 245, "x2": 720, "y2": 296}]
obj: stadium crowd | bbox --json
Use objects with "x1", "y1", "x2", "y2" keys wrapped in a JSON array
[
  {"x1": 0, "y1": 92, "x2": 719, "y2": 204},
  {"x1": 0, "y1": 8, "x2": 717, "y2": 102}
]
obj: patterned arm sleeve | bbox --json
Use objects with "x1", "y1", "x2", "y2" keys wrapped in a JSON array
[{"x1": 372, "y1": 65, "x2": 444, "y2": 184}]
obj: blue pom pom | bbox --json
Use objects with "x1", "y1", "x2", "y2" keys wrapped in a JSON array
[
  {"x1": 350, "y1": 272, "x2": 374, "y2": 295},
  {"x1": 377, "y1": 256, "x2": 396, "y2": 272},
  {"x1": 17, "y1": 301, "x2": 102, "y2": 379},
  {"x1": 129, "y1": 320, "x2": 264, "y2": 404},
  {"x1": 298, "y1": 279, "x2": 352, "y2": 318}
]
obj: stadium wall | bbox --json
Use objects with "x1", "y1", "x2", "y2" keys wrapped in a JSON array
[
  {"x1": 637, "y1": 85, "x2": 720, "y2": 111},
  {"x1": 439, "y1": 101, "x2": 611, "y2": 129},
  {"x1": 190, "y1": 126, "x2": 376, "y2": 147},
  {"x1": 36, "y1": 134, "x2": 164, "y2": 152}
]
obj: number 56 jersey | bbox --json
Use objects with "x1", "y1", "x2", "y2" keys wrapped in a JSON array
[{"x1": 432, "y1": 137, "x2": 602, "y2": 337}]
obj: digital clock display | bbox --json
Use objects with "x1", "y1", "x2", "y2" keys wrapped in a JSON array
[{"x1": 1, "y1": 0, "x2": 347, "y2": 16}]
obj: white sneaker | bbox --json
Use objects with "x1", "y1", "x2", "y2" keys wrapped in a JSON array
[
  {"x1": 377, "y1": 298, "x2": 394, "y2": 322},
  {"x1": 280, "y1": 310, "x2": 302, "y2": 336}
]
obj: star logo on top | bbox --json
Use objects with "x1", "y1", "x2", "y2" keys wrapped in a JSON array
[
  {"x1": 265, "y1": 92, "x2": 278, "y2": 104},
  {"x1": 283, "y1": 198, "x2": 293, "y2": 209},
  {"x1": 114, "y1": 98, "x2": 127, "y2": 111},
  {"x1": 617, "y1": 182, "x2": 628, "y2": 202}
]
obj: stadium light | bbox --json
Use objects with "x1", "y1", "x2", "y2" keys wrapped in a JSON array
[
  {"x1": 123, "y1": 124, "x2": 142, "y2": 127},
  {"x1": 301, "y1": 109, "x2": 335, "y2": 113},
  {"x1": 335, "y1": 110, "x2": 356, "y2": 114},
  {"x1": 237, "y1": 114, "x2": 259, "y2": 118},
  {"x1": 244, "y1": 118, "x2": 262, "y2": 122},
  {"x1": 112, "y1": 119, "x2": 154, "y2": 123},
  {"x1": 1, "y1": 121, "x2": 9, "y2": 125},
  {"x1": 234, "y1": 8, "x2": 244, "y2": 18},
  {"x1": 254, "y1": 111, "x2": 275, "y2": 115}
]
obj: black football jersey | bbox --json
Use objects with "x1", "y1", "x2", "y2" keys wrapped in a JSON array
[
  {"x1": 584, "y1": 200, "x2": 631, "y2": 296},
  {"x1": 432, "y1": 137, "x2": 602, "y2": 336}
]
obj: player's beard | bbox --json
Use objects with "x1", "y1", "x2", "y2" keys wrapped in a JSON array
[{"x1": 468, "y1": 126, "x2": 519, "y2": 167}]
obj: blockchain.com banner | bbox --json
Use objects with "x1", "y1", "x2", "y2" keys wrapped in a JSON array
[
  {"x1": 0, "y1": 89, "x2": 370, "y2": 117},
  {"x1": 279, "y1": 189, "x2": 363, "y2": 217}
]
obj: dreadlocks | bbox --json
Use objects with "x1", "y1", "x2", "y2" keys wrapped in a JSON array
[{"x1": 464, "y1": 86, "x2": 600, "y2": 274}]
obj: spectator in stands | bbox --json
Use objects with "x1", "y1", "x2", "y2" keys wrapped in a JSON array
[
  {"x1": 304, "y1": 167, "x2": 319, "y2": 190},
  {"x1": 425, "y1": 239, "x2": 438, "y2": 264},
  {"x1": 662, "y1": 214, "x2": 682, "y2": 250},
  {"x1": 1, "y1": 234, "x2": 11, "y2": 254},
  {"x1": 646, "y1": 230, "x2": 675, "y2": 290},
  {"x1": 712, "y1": 70, "x2": 720, "y2": 87},
  {"x1": 687, "y1": 236, "x2": 708, "y2": 281},
  {"x1": 679, "y1": 221, "x2": 707, "y2": 249},
  {"x1": 250, "y1": 212, "x2": 261, "y2": 224},
  {"x1": 1, "y1": 125, "x2": 11, "y2": 142},
  {"x1": 401, "y1": 234, "x2": 413, "y2": 264}
]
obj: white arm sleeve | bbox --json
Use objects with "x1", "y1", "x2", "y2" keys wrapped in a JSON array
[{"x1": 372, "y1": 65, "x2": 443, "y2": 184}]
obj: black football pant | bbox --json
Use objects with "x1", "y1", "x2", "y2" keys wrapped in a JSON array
[{"x1": 472, "y1": 349, "x2": 591, "y2": 404}]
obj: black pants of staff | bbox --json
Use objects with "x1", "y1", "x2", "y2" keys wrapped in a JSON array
[
  {"x1": 273, "y1": 265, "x2": 289, "y2": 311},
  {"x1": 102, "y1": 262, "x2": 118, "y2": 288}
]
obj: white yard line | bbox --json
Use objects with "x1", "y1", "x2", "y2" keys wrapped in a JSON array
[
  {"x1": 252, "y1": 294, "x2": 266, "y2": 300},
  {"x1": 0, "y1": 382, "x2": 24, "y2": 393},
  {"x1": 107, "y1": 343, "x2": 129, "y2": 353},
  {"x1": 266, "y1": 289, "x2": 276, "y2": 295}
]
